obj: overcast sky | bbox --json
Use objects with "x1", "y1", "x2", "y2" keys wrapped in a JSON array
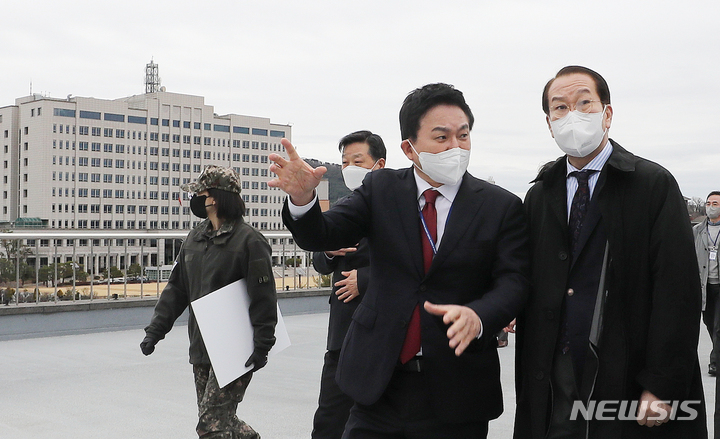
[{"x1": 2, "y1": 0, "x2": 718, "y2": 199}]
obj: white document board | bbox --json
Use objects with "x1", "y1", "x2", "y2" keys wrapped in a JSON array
[{"x1": 191, "y1": 279, "x2": 291, "y2": 388}]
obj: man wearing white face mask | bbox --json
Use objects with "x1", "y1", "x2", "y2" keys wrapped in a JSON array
[
  {"x1": 270, "y1": 83, "x2": 529, "y2": 438},
  {"x1": 514, "y1": 66, "x2": 706, "y2": 438},
  {"x1": 311, "y1": 130, "x2": 386, "y2": 439}
]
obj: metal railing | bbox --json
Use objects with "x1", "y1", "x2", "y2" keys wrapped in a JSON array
[{"x1": 0, "y1": 230, "x2": 321, "y2": 306}]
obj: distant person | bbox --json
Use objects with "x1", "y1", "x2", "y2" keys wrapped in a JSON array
[
  {"x1": 270, "y1": 83, "x2": 529, "y2": 438},
  {"x1": 514, "y1": 65, "x2": 706, "y2": 438},
  {"x1": 311, "y1": 130, "x2": 386, "y2": 439},
  {"x1": 140, "y1": 165, "x2": 277, "y2": 439},
  {"x1": 694, "y1": 191, "x2": 720, "y2": 377}
]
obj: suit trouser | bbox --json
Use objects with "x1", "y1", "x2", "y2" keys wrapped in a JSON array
[
  {"x1": 312, "y1": 350, "x2": 355, "y2": 439},
  {"x1": 341, "y1": 364, "x2": 489, "y2": 439},
  {"x1": 703, "y1": 283, "x2": 720, "y2": 366}
]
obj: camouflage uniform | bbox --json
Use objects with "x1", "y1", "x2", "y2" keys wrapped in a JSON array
[
  {"x1": 144, "y1": 165, "x2": 276, "y2": 439},
  {"x1": 194, "y1": 365, "x2": 260, "y2": 439}
]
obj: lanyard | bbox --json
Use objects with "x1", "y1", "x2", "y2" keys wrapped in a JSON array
[
  {"x1": 418, "y1": 209, "x2": 437, "y2": 255},
  {"x1": 709, "y1": 223, "x2": 720, "y2": 248},
  {"x1": 417, "y1": 198, "x2": 453, "y2": 256}
]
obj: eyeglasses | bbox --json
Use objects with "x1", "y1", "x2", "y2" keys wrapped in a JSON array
[{"x1": 549, "y1": 99, "x2": 603, "y2": 119}]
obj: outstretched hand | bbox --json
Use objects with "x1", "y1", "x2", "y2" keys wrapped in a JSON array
[
  {"x1": 424, "y1": 302, "x2": 482, "y2": 356},
  {"x1": 268, "y1": 138, "x2": 327, "y2": 206}
]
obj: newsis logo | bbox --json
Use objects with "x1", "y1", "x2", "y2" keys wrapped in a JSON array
[{"x1": 570, "y1": 400, "x2": 701, "y2": 421}]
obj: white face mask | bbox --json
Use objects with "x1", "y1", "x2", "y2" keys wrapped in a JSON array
[
  {"x1": 550, "y1": 106, "x2": 608, "y2": 158},
  {"x1": 408, "y1": 140, "x2": 469, "y2": 186},
  {"x1": 707, "y1": 205, "x2": 720, "y2": 220},
  {"x1": 342, "y1": 161, "x2": 378, "y2": 191}
]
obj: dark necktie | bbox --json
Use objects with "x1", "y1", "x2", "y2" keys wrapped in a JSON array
[
  {"x1": 400, "y1": 189, "x2": 438, "y2": 364},
  {"x1": 568, "y1": 170, "x2": 596, "y2": 255}
]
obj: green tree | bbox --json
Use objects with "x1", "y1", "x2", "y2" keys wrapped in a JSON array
[
  {"x1": 0, "y1": 235, "x2": 34, "y2": 285},
  {"x1": 284, "y1": 257, "x2": 302, "y2": 267},
  {"x1": 103, "y1": 266, "x2": 124, "y2": 279},
  {"x1": 128, "y1": 263, "x2": 142, "y2": 277},
  {"x1": 0, "y1": 259, "x2": 34, "y2": 285}
]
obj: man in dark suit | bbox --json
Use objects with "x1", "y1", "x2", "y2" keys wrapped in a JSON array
[
  {"x1": 269, "y1": 83, "x2": 530, "y2": 438},
  {"x1": 311, "y1": 130, "x2": 386, "y2": 439},
  {"x1": 514, "y1": 66, "x2": 706, "y2": 438}
]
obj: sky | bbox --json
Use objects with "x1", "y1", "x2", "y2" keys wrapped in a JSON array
[{"x1": 2, "y1": 0, "x2": 718, "y2": 200}]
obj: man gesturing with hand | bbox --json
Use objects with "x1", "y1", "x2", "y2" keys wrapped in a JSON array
[{"x1": 271, "y1": 84, "x2": 529, "y2": 438}]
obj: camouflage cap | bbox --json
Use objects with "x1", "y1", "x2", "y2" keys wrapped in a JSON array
[{"x1": 180, "y1": 165, "x2": 242, "y2": 194}]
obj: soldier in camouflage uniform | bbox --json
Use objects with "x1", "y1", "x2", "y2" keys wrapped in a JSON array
[{"x1": 141, "y1": 165, "x2": 277, "y2": 439}]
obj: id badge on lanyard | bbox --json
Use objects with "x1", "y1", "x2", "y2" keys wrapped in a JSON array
[{"x1": 708, "y1": 223, "x2": 719, "y2": 261}]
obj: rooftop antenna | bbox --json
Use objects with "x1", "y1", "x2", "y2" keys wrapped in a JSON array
[
  {"x1": 30, "y1": 81, "x2": 32, "y2": 96},
  {"x1": 145, "y1": 58, "x2": 161, "y2": 93}
]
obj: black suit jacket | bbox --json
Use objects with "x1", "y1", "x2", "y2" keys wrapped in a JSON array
[
  {"x1": 312, "y1": 239, "x2": 369, "y2": 351},
  {"x1": 283, "y1": 167, "x2": 530, "y2": 423}
]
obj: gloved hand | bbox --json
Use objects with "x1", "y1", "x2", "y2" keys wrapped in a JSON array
[
  {"x1": 245, "y1": 350, "x2": 268, "y2": 372},
  {"x1": 140, "y1": 335, "x2": 158, "y2": 356}
]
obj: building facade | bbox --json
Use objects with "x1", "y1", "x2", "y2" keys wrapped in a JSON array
[
  {"x1": 0, "y1": 91, "x2": 291, "y2": 231},
  {"x1": 0, "y1": 89, "x2": 324, "y2": 275}
]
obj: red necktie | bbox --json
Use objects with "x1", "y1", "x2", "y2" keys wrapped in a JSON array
[{"x1": 400, "y1": 189, "x2": 438, "y2": 364}]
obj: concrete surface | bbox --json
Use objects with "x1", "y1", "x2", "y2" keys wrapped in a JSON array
[{"x1": 1, "y1": 312, "x2": 716, "y2": 438}]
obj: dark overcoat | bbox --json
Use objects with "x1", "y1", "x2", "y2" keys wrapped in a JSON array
[{"x1": 514, "y1": 140, "x2": 706, "y2": 438}]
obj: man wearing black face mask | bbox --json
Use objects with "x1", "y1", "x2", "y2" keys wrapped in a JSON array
[
  {"x1": 140, "y1": 165, "x2": 277, "y2": 439},
  {"x1": 514, "y1": 66, "x2": 705, "y2": 438}
]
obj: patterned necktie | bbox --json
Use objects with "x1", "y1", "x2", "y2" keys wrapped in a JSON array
[
  {"x1": 400, "y1": 189, "x2": 438, "y2": 364},
  {"x1": 568, "y1": 170, "x2": 597, "y2": 255}
]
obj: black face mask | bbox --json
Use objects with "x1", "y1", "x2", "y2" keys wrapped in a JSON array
[{"x1": 190, "y1": 195, "x2": 211, "y2": 218}]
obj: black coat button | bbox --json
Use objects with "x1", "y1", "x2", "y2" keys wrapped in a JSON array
[
  {"x1": 419, "y1": 285, "x2": 427, "y2": 292},
  {"x1": 558, "y1": 251, "x2": 568, "y2": 260},
  {"x1": 535, "y1": 371, "x2": 544, "y2": 380},
  {"x1": 546, "y1": 310, "x2": 554, "y2": 320}
]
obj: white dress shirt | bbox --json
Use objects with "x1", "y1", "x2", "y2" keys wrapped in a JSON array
[{"x1": 412, "y1": 169, "x2": 461, "y2": 248}]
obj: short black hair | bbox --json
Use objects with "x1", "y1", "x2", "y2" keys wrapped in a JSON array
[
  {"x1": 399, "y1": 83, "x2": 474, "y2": 141},
  {"x1": 542, "y1": 66, "x2": 611, "y2": 115},
  {"x1": 338, "y1": 130, "x2": 387, "y2": 160},
  {"x1": 707, "y1": 191, "x2": 720, "y2": 201},
  {"x1": 208, "y1": 187, "x2": 245, "y2": 220}
]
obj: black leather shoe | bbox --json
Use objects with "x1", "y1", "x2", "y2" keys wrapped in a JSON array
[{"x1": 709, "y1": 364, "x2": 716, "y2": 376}]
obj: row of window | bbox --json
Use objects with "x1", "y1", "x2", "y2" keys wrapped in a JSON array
[
  {"x1": 52, "y1": 109, "x2": 286, "y2": 138},
  {"x1": 52, "y1": 140, "x2": 280, "y2": 153},
  {"x1": 50, "y1": 204, "x2": 280, "y2": 219},
  {"x1": 28, "y1": 238, "x2": 147, "y2": 247},
  {"x1": 51, "y1": 196, "x2": 280, "y2": 215},
  {"x1": 25, "y1": 236, "x2": 293, "y2": 247},
  {"x1": 47, "y1": 220, "x2": 280, "y2": 230},
  {"x1": 53, "y1": 154, "x2": 269, "y2": 167},
  {"x1": 51, "y1": 182, "x2": 273, "y2": 198}
]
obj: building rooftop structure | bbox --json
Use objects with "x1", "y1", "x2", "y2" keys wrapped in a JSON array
[{"x1": 1, "y1": 305, "x2": 716, "y2": 438}]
